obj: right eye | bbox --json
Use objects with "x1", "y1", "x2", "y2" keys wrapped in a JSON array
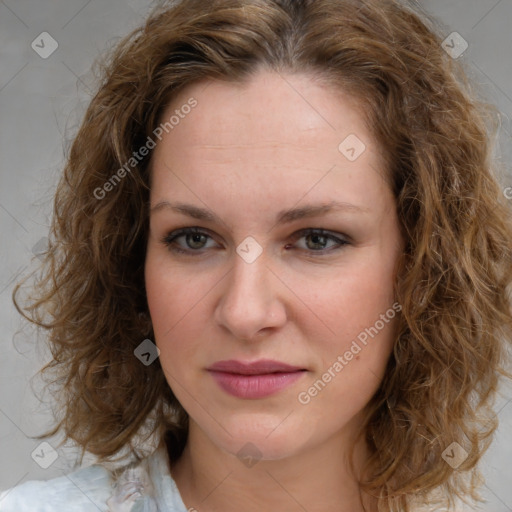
[{"x1": 161, "y1": 227, "x2": 220, "y2": 255}]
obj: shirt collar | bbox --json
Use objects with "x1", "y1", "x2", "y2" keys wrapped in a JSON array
[
  {"x1": 147, "y1": 439, "x2": 189, "y2": 512},
  {"x1": 106, "y1": 439, "x2": 188, "y2": 512}
]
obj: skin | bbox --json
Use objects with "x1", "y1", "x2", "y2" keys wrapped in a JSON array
[{"x1": 145, "y1": 70, "x2": 404, "y2": 512}]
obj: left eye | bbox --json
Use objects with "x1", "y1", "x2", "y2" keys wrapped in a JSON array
[
  {"x1": 290, "y1": 229, "x2": 349, "y2": 252},
  {"x1": 161, "y1": 227, "x2": 349, "y2": 255}
]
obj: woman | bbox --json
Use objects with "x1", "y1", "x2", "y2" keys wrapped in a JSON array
[{"x1": 1, "y1": 0, "x2": 511, "y2": 510}]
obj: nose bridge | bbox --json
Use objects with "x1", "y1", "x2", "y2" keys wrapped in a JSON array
[
  {"x1": 215, "y1": 249, "x2": 285, "y2": 340},
  {"x1": 225, "y1": 251, "x2": 270, "y2": 314}
]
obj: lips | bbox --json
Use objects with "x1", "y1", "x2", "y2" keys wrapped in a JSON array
[
  {"x1": 208, "y1": 359, "x2": 304, "y2": 375},
  {"x1": 207, "y1": 359, "x2": 306, "y2": 399}
]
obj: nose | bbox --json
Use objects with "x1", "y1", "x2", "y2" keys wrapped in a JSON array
[{"x1": 214, "y1": 250, "x2": 287, "y2": 342}]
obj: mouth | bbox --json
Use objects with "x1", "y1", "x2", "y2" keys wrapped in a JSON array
[{"x1": 206, "y1": 359, "x2": 307, "y2": 399}]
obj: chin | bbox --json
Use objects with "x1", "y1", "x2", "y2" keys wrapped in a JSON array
[{"x1": 210, "y1": 414, "x2": 306, "y2": 462}]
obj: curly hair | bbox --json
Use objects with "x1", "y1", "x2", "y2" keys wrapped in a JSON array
[{"x1": 12, "y1": 0, "x2": 512, "y2": 510}]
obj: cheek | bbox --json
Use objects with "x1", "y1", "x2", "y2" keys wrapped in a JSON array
[
  {"x1": 297, "y1": 256, "x2": 398, "y2": 397},
  {"x1": 297, "y1": 281, "x2": 397, "y2": 421},
  {"x1": 145, "y1": 254, "x2": 217, "y2": 374},
  {"x1": 146, "y1": 246, "x2": 202, "y2": 328},
  {"x1": 303, "y1": 261, "x2": 396, "y2": 337},
  {"x1": 145, "y1": 266, "x2": 214, "y2": 416}
]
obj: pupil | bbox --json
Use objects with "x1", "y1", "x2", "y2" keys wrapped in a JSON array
[
  {"x1": 189, "y1": 234, "x2": 204, "y2": 247},
  {"x1": 309, "y1": 234, "x2": 325, "y2": 249}
]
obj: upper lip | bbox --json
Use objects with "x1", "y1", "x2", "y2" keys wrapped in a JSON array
[{"x1": 207, "y1": 359, "x2": 305, "y2": 375}]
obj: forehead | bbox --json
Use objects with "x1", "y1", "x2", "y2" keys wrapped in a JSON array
[
  {"x1": 149, "y1": 71, "x2": 391, "y2": 214},
  {"x1": 158, "y1": 71, "x2": 369, "y2": 148}
]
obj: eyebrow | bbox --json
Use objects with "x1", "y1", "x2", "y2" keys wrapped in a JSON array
[{"x1": 150, "y1": 200, "x2": 370, "y2": 225}]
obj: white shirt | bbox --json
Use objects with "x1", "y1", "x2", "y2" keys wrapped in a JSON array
[
  {"x1": 0, "y1": 442, "x2": 189, "y2": 512},
  {"x1": 0, "y1": 441, "x2": 477, "y2": 511}
]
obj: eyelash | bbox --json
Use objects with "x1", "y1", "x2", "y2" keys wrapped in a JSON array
[{"x1": 160, "y1": 227, "x2": 350, "y2": 256}]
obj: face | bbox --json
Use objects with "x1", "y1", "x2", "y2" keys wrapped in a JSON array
[{"x1": 145, "y1": 70, "x2": 404, "y2": 461}]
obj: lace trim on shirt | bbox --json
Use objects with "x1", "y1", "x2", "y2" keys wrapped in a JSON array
[{"x1": 106, "y1": 459, "x2": 159, "y2": 512}]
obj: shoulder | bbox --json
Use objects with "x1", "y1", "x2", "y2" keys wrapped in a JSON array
[
  {"x1": 0, "y1": 463, "x2": 113, "y2": 512},
  {"x1": 0, "y1": 442, "x2": 188, "y2": 512}
]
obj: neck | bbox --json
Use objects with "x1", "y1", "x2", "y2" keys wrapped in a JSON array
[{"x1": 169, "y1": 418, "x2": 378, "y2": 512}]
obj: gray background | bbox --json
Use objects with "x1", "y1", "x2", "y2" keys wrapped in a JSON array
[{"x1": 1, "y1": 0, "x2": 511, "y2": 509}]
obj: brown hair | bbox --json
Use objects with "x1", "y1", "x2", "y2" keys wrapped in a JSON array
[{"x1": 13, "y1": 0, "x2": 512, "y2": 510}]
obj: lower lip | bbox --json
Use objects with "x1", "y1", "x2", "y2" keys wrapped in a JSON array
[{"x1": 208, "y1": 371, "x2": 305, "y2": 399}]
